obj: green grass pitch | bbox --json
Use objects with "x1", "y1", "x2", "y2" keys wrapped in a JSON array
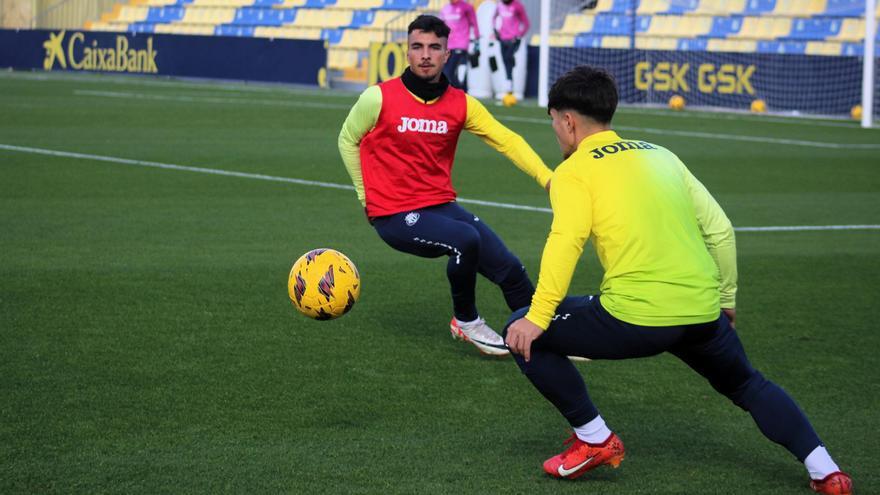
[{"x1": 1, "y1": 70, "x2": 878, "y2": 494}]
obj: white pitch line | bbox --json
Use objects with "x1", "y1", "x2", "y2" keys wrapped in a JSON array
[
  {"x1": 69, "y1": 90, "x2": 880, "y2": 150},
  {"x1": 3, "y1": 70, "x2": 872, "y2": 129},
  {"x1": 1, "y1": 143, "x2": 878, "y2": 233},
  {"x1": 0, "y1": 143, "x2": 354, "y2": 191},
  {"x1": 499, "y1": 115, "x2": 880, "y2": 150},
  {"x1": 73, "y1": 89, "x2": 352, "y2": 110},
  {"x1": 735, "y1": 225, "x2": 880, "y2": 232}
]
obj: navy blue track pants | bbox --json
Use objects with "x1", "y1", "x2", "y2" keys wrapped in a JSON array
[
  {"x1": 373, "y1": 202, "x2": 533, "y2": 322},
  {"x1": 504, "y1": 295, "x2": 823, "y2": 461}
]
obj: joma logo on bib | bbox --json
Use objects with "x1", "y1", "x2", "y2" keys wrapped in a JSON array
[{"x1": 396, "y1": 117, "x2": 448, "y2": 134}]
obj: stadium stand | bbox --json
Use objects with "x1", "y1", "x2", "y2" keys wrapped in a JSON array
[
  {"x1": 84, "y1": 0, "x2": 879, "y2": 85},
  {"x1": 533, "y1": 0, "x2": 879, "y2": 56},
  {"x1": 85, "y1": 0, "x2": 442, "y2": 83}
]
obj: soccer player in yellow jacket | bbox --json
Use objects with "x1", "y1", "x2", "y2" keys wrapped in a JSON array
[
  {"x1": 338, "y1": 15, "x2": 552, "y2": 356},
  {"x1": 503, "y1": 66, "x2": 852, "y2": 494}
]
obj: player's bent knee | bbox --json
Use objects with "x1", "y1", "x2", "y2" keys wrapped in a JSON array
[{"x1": 456, "y1": 225, "x2": 482, "y2": 255}]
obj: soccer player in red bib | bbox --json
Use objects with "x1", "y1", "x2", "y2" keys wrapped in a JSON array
[
  {"x1": 503, "y1": 66, "x2": 852, "y2": 494},
  {"x1": 338, "y1": 15, "x2": 553, "y2": 357}
]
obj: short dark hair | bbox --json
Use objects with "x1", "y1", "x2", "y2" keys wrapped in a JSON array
[
  {"x1": 408, "y1": 14, "x2": 451, "y2": 39},
  {"x1": 547, "y1": 65, "x2": 618, "y2": 125}
]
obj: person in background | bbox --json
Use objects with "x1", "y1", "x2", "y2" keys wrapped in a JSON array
[
  {"x1": 493, "y1": 0, "x2": 530, "y2": 98},
  {"x1": 440, "y1": 0, "x2": 480, "y2": 89}
]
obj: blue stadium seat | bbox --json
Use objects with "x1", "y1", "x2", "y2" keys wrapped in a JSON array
[
  {"x1": 665, "y1": 0, "x2": 699, "y2": 15},
  {"x1": 128, "y1": 22, "x2": 156, "y2": 33},
  {"x1": 605, "y1": 0, "x2": 635, "y2": 14},
  {"x1": 378, "y1": 0, "x2": 429, "y2": 9},
  {"x1": 253, "y1": 0, "x2": 285, "y2": 6},
  {"x1": 823, "y1": 0, "x2": 864, "y2": 17},
  {"x1": 573, "y1": 33, "x2": 605, "y2": 48},
  {"x1": 785, "y1": 18, "x2": 839, "y2": 40},
  {"x1": 232, "y1": 7, "x2": 295, "y2": 26},
  {"x1": 303, "y1": 0, "x2": 337, "y2": 7},
  {"x1": 757, "y1": 40, "x2": 806, "y2": 53},
  {"x1": 677, "y1": 38, "x2": 708, "y2": 50},
  {"x1": 215, "y1": 25, "x2": 256, "y2": 37},
  {"x1": 707, "y1": 16, "x2": 744, "y2": 37},
  {"x1": 840, "y1": 40, "x2": 880, "y2": 56},
  {"x1": 146, "y1": 6, "x2": 185, "y2": 23},
  {"x1": 349, "y1": 11, "x2": 376, "y2": 28},
  {"x1": 321, "y1": 28, "x2": 345, "y2": 44},
  {"x1": 742, "y1": 0, "x2": 775, "y2": 15},
  {"x1": 840, "y1": 42, "x2": 862, "y2": 55},
  {"x1": 591, "y1": 14, "x2": 650, "y2": 35}
]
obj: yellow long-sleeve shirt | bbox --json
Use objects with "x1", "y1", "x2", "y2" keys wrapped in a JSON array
[
  {"x1": 525, "y1": 130, "x2": 737, "y2": 329},
  {"x1": 338, "y1": 84, "x2": 553, "y2": 206}
]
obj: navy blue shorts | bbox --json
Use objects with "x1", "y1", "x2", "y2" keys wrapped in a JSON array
[
  {"x1": 372, "y1": 202, "x2": 533, "y2": 320},
  {"x1": 506, "y1": 295, "x2": 756, "y2": 390},
  {"x1": 503, "y1": 295, "x2": 823, "y2": 461}
]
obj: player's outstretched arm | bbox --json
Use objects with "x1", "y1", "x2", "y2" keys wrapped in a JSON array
[
  {"x1": 338, "y1": 86, "x2": 381, "y2": 206},
  {"x1": 525, "y1": 166, "x2": 591, "y2": 329},
  {"x1": 463, "y1": 94, "x2": 553, "y2": 189}
]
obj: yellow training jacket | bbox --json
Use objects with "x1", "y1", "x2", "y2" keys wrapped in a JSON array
[{"x1": 526, "y1": 130, "x2": 737, "y2": 329}]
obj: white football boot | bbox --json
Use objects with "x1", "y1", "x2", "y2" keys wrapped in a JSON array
[{"x1": 449, "y1": 317, "x2": 510, "y2": 356}]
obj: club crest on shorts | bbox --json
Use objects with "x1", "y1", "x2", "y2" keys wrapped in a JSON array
[{"x1": 404, "y1": 212, "x2": 420, "y2": 226}]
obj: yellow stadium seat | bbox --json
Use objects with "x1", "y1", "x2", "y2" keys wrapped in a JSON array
[
  {"x1": 87, "y1": 21, "x2": 123, "y2": 32},
  {"x1": 734, "y1": 16, "x2": 791, "y2": 39},
  {"x1": 275, "y1": 0, "x2": 311, "y2": 7},
  {"x1": 180, "y1": 7, "x2": 237, "y2": 25},
  {"x1": 255, "y1": 26, "x2": 324, "y2": 39},
  {"x1": 328, "y1": 48, "x2": 359, "y2": 70},
  {"x1": 773, "y1": 0, "x2": 825, "y2": 16},
  {"x1": 736, "y1": 16, "x2": 768, "y2": 38},
  {"x1": 368, "y1": 11, "x2": 405, "y2": 27},
  {"x1": 769, "y1": 17, "x2": 793, "y2": 37},
  {"x1": 805, "y1": 40, "x2": 844, "y2": 55},
  {"x1": 336, "y1": 28, "x2": 385, "y2": 49},
  {"x1": 637, "y1": 0, "x2": 671, "y2": 15},
  {"x1": 636, "y1": 36, "x2": 678, "y2": 50},
  {"x1": 696, "y1": 0, "x2": 746, "y2": 15},
  {"x1": 116, "y1": 6, "x2": 149, "y2": 23},
  {"x1": 139, "y1": 0, "x2": 178, "y2": 6},
  {"x1": 645, "y1": 15, "x2": 684, "y2": 36},
  {"x1": 706, "y1": 38, "x2": 757, "y2": 52},
  {"x1": 333, "y1": 0, "x2": 386, "y2": 9},
  {"x1": 155, "y1": 23, "x2": 216, "y2": 35},
  {"x1": 291, "y1": 9, "x2": 354, "y2": 28},
  {"x1": 549, "y1": 33, "x2": 577, "y2": 47},
  {"x1": 601, "y1": 35, "x2": 631, "y2": 48},
  {"x1": 591, "y1": 0, "x2": 617, "y2": 14},
  {"x1": 188, "y1": 0, "x2": 254, "y2": 7},
  {"x1": 559, "y1": 14, "x2": 595, "y2": 35},
  {"x1": 828, "y1": 18, "x2": 863, "y2": 42},
  {"x1": 679, "y1": 16, "x2": 713, "y2": 36}
]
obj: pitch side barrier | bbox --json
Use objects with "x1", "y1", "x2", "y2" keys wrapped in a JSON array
[
  {"x1": 534, "y1": 47, "x2": 865, "y2": 115},
  {"x1": 0, "y1": 29, "x2": 326, "y2": 86},
  {"x1": 365, "y1": 42, "x2": 862, "y2": 115}
]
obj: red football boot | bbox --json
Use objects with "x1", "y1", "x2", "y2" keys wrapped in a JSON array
[
  {"x1": 810, "y1": 472, "x2": 853, "y2": 495},
  {"x1": 542, "y1": 432, "x2": 625, "y2": 479}
]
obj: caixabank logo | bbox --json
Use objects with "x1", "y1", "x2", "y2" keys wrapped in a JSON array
[{"x1": 42, "y1": 30, "x2": 158, "y2": 74}]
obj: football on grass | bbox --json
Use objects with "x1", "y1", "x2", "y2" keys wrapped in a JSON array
[{"x1": 288, "y1": 248, "x2": 360, "y2": 320}]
